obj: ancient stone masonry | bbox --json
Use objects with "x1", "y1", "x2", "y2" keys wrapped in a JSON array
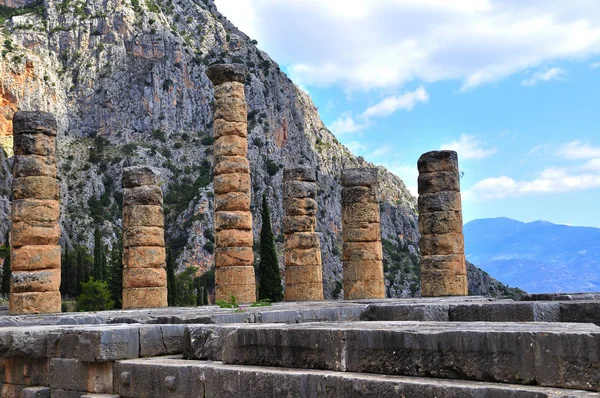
[
  {"x1": 122, "y1": 166, "x2": 168, "y2": 309},
  {"x1": 9, "y1": 111, "x2": 62, "y2": 315},
  {"x1": 206, "y1": 64, "x2": 256, "y2": 304},
  {"x1": 283, "y1": 166, "x2": 324, "y2": 301},
  {"x1": 341, "y1": 168, "x2": 385, "y2": 299},
  {"x1": 417, "y1": 150, "x2": 468, "y2": 296}
]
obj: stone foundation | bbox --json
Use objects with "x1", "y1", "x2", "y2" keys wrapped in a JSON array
[
  {"x1": 121, "y1": 166, "x2": 167, "y2": 309},
  {"x1": 207, "y1": 64, "x2": 256, "y2": 304},
  {"x1": 417, "y1": 150, "x2": 468, "y2": 296},
  {"x1": 283, "y1": 166, "x2": 323, "y2": 301},
  {"x1": 341, "y1": 168, "x2": 385, "y2": 299},
  {"x1": 9, "y1": 111, "x2": 61, "y2": 315}
]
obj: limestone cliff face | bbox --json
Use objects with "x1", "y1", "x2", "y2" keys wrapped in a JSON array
[{"x1": 0, "y1": 0, "x2": 507, "y2": 298}]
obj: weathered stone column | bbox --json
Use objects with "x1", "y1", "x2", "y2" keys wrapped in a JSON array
[
  {"x1": 122, "y1": 166, "x2": 167, "y2": 308},
  {"x1": 283, "y1": 166, "x2": 323, "y2": 301},
  {"x1": 9, "y1": 111, "x2": 61, "y2": 314},
  {"x1": 207, "y1": 64, "x2": 256, "y2": 304},
  {"x1": 341, "y1": 168, "x2": 385, "y2": 299},
  {"x1": 417, "y1": 150, "x2": 468, "y2": 296}
]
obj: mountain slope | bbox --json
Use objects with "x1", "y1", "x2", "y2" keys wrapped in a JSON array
[{"x1": 464, "y1": 217, "x2": 600, "y2": 293}]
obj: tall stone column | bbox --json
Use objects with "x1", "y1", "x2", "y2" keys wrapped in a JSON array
[
  {"x1": 206, "y1": 64, "x2": 256, "y2": 304},
  {"x1": 283, "y1": 166, "x2": 323, "y2": 301},
  {"x1": 122, "y1": 166, "x2": 167, "y2": 308},
  {"x1": 9, "y1": 111, "x2": 61, "y2": 314},
  {"x1": 341, "y1": 168, "x2": 385, "y2": 299},
  {"x1": 417, "y1": 150, "x2": 468, "y2": 296}
]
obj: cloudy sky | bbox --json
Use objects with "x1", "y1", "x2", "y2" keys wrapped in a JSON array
[{"x1": 215, "y1": 0, "x2": 600, "y2": 227}]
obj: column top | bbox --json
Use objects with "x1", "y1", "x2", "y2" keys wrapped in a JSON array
[
  {"x1": 13, "y1": 111, "x2": 57, "y2": 137},
  {"x1": 284, "y1": 166, "x2": 316, "y2": 183},
  {"x1": 417, "y1": 150, "x2": 458, "y2": 174},
  {"x1": 206, "y1": 64, "x2": 247, "y2": 85},
  {"x1": 123, "y1": 166, "x2": 159, "y2": 188},
  {"x1": 341, "y1": 168, "x2": 378, "y2": 188}
]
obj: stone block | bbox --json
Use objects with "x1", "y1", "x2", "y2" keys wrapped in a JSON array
[
  {"x1": 284, "y1": 265, "x2": 322, "y2": 284},
  {"x1": 418, "y1": 191, "x2": 462, "y2": 213},
  {"x1": 421, "y1": 254, "x2": 466, "y2": 273},
  {"x1": 0, "y1": 383, "x2": 23, "y2": 398},
  {"x1": 22, "y1": 387, "x2": 51, "y2": 398},
  {"x1": 139, "y1": 325, "x2": 185, "y2": 357},
  {"x1": 418, "y1": 210, "x2": 463, "y2": 235},
  {"x1": 13, "y1": 133, "x2": 55, "y2": 157},
  {"x1": 214, "y1": 155, "x2": 249, "y2": 175},
  {"x1": 213, "y1": 135, "x2": 247, "y2": 157},
  {"x1": 216, "y1": 266, "x2": 255, "y2": 286},
  {"x1": 122, "y1": 287, "x2": 167, "y2": 309},
  {"x1": 123, "y1": 268, "x2": 166, "y2": 288},
  {"x1": 214, "y1": 192, "x2": 251, "y2": 211},
  {"x1": 122, "y1": 166, "x2": 159, "y2": 188},
  {"x1": 360, "y1": 303, "x2": 450, "y2": 322},
  {"x1": 343, "y1": 278, "x2": 385, "y2": 299},
  {"x1": 214, "y1": 211, "x2": 252, "y2": 231},
  {"x1": 207, "y1": 63, "x2": 247, "y2": 85},
  {"x1": 342, "y1": 223, "x2": 381, "y2": 242},
  {"x1": 123, "y1": 185, "x2": 163, "y2": 206},
  {"x1": 123, "y1": 205, "x2": 164, "y2": 227},
  {"x1": 283, "y1": 181, "x2": 317, "y2": 199},
  {"x1": 283, "y1": 166, "x2": 316, "y2": 182},
  {"x1": 213, "y1": 172, "x2": 251, "y2": 194},
  {"x1": 214, "y1": 247, "x2": 254, "y2": 268},
  {"x1": 214, "y1": 97, "x2": 247, "y2": 123},
  {"x1": 418, "y1": 171, "x2": 460, "y2": 194},
  {"x1": 80, "y1": 394, "x2": 120, "y2": 398},
  {"x1": 421, "y1": 271, "x2": 468, "y2": 296},
  {"x1": 341, "y1": 168, "x2": 378, "y2": 188},
  {"x1": 449, "y1": 302, "x2": 561, "y2": 323},
  {"x1": 12, "y1": 199, "x2": 60, "y2": 223},
  {"x1": 284, "y1": 232, "x2": 320, "y2": 250},
  {"x1": 342, "y1": 185, "x2": 378, "y2": 203},
  {"x1": 49, "y1": 358, "x2": 112, "y2": 393},
  {"x1": 123, "y1": 226, "x2": 164, "y2": 248},
  {"x1": 0, "y1": 357, "x2": 48, "y2": 386},
  {"x1": 284, "y1": 247, "x2": 322, "y2": 267},
  {"x1": 213, "y1": 81, "x2": 245, "y2": 100},
  {"x1": 284, "y1": 282, "x2": 324, "y2": 301},
  {"x1": 213, "y1": 119, "x2": 247, "y2": 139},
  {"x1": 343, "y1": 260, "x2": 384, "y2": 281},
  {"x1": 11, "y1": 245, "x2": 61, "y2": 271},
  {"x1": 11, "y1": 269, "x2": 61, "y2": 293},
  {"x1": 13, "y1": 111, "x2": 57, "y2": 136},
  {"x1": 283, "y1": 215, "x2": 316, "y2": 234},
  {"x1": 215, "y1": 283, "x2": 256, "y2": 304},
  {"x1": 342, "y1": 241, "x2": 383, "y2": 262},
  {"x1": 13, "y1": 176, "x2": 59, "y2": 200},
  {"x1": 417, "y1": 150, "x2": 458, "y2": 173},
  {"x1": 123, "y1": 246, "x2": 166, "y2": 268},
  {"x1": 10, "y1": 222, "x2": 60, "y2": 247},
  {"x1": 13, "y1": 155, "x2": 57, "y2": 178},
  {"x1": 342, "y1": 202, "x2": 380, "y2": 224},
  {"x1": 9, "y1": 290, "x2": 61, "y2": 314},
  {"x1": 420, "y1": 232, "x2": 464, "y2": 256},
  {"x1": 284, "y1": 197, "x2": 318, "y2": 216},
  {"x1": 215, "y1": 229, "x2": 253, "y2": 248}
]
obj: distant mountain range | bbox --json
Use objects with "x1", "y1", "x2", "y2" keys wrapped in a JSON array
[{"x1": 464, "y1": 218, "x2": 600, "y2": 293}]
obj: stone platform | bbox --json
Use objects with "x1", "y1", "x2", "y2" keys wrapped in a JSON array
[{"x1": 1, "y1": 297, "x2": 600, "y2": 397}]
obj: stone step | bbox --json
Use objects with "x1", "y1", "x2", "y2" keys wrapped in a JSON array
[
  {"x1": 113, "y1": 356, "x2": 600, "y2": 398},
  {"x1": 183, "y1": 321, "x2": 600, "y2": 392}
]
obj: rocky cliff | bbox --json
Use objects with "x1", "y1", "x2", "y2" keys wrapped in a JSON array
[{"x1": 0, "y1": 0, "x2": 513, "y2": 298}]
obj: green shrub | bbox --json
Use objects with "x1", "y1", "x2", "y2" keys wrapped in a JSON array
[
  {"x1": 266, "y1": 159, "x2": 280, "y2": 176},
  {"x1": 75, "y1": 278, "x2": 115, "y2": 312},
  {"x1": 200, "y1": 136, "x2": 214, "y2": 145}
]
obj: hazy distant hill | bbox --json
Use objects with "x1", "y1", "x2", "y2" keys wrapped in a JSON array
[{"x1": 464, "y1": 217, "x2": 600, "y2": 293}]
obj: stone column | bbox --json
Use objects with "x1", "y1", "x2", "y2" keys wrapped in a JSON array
[
  {"x1": 283, "y1": 166, "x2": 323, "y2": 301},
  {"x1": 122, "y1": 166, "x2": 167, "y2": 308},
  {"x1": 206, "y1": 64, "x2": 256, "y2": 304},
  {"x1": 341, "y1": 168, "x2": 385, "y2": 299},
  {"x1": 9, "y1": 111, "x2": 61, "y2": 314},
  {"x1": 417, "y1": 150, "x2": 467, "y2": 296}
]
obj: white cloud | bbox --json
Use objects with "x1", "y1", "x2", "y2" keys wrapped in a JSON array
[
  {"x1": 362, "y1": 88, "x2": 429, "y2": 118},
  {"x1": 582, "y1": 158, "x2": 600, "y2": 171},
  {"x1": 522, "y1": 67, "x2": 567, "y2": 86},
  {"x1": 344, "y1": 140, "x2": 367, "y2": 154},
  {"x1": 384, "y1": 164, "x2": 419, "y2": 197},
  {"x1": 559, "y1": 141, "x2": 600, "y2": 159},
  {"x1": 440, "y1": 134, "x2": 497, "y2": 160},
  {"x1": 329, "y1": 114, "x2": 367, "y2": 135},
  {"x1": 216, "y1": 0, "x2": 600, "y2": 91},
  {"x1": 591, "y1": 62, "x2": 600, "y2": 69}
]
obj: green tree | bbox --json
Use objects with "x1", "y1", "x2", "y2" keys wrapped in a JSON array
[
  {"x1": 174, "y1": 267, "x2": 198, "y2": 307},
  {"x1": 60, "y1": 245, "x2": 70, "y2": 297},
  {"x1": 194, "y1": 269, "x2": 214, "y2": 306},
  {"x1": 166, "y1": 246, "x2": 177, "y2": 306},
  {"x1": 74, "y1": 246, "x2": 93, "y2": 296},
  {"x1": 0, "y1": 234, "x2": 10, "y2": 297},
  {"x1": 257, "y1": 194, "x2": 283, "y2": 302},
  {"x1": 107, "y1": 234, "x2": 123, "y2": 309},
  {"x1": 93, "y1": 228, "x2": 106, "y2": 281},
  {"x1": 75, "y1": 278, "x2": 115, "y2": 312}
]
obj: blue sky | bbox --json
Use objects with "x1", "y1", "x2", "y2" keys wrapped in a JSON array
[{"x1": 215, "y1": 0, "x2": 600, "y2": 227}]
